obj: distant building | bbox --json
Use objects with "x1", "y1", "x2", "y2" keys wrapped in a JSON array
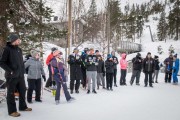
[{"x1": 46, "y1": 16, "x2": 85, "y2": 46}]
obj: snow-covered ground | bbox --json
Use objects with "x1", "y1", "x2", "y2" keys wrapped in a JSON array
[{"x1": 1, "y1": 73, "x2": 180, "y2": 120}]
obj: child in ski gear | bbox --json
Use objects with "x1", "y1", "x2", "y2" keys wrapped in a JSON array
[
  {"x1": 120, "y1": 53, "x2": 128, "y2": 85},
  {"x1": 96, "y1": 53, "x2": 105, "y2": 89},
  {"x1": 143, "y1": 52, "x2": 154, "y2": 87},
  {"x1": 25, "y1": 50, "x2": 46, "y2": 103},
  {"x1": 105, "y1": 54, "x2": 114, "y2": 90},
  {"x1": 85, "y1": 48, "x2": 98, "y2": 94},
  {"x1": 68, "y1": 48, "x2": 82, "y2": 94},
  {"x1": 0, "y1": 34, "x2": 32, "y2": 117},
  {"x1": 81, "y1": 48, "x2": 89, "y2": 88},
  {"x1": 51, "y1": 51, "x2": 75, "y2": 105},
  {"x1": 130, "y1": 53, "x2": 143, "y2": 85},
  {"x1": 111, "y1": 51, "x2": 119, "y2": 87},
  {"x1": 45, "y1": 47, "x2": 58, "y2": 88},
  {"x1": 164, "y1": 54, "x2": 173, "y2": 83},
  {"x1": 172, "y1": 54, "x2": 179, "y2": 84},
  {"x1": 152, "y1": 55, "x2": 160, "y2": 83}
]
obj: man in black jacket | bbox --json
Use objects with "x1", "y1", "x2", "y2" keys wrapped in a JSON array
[
  {"x1": 143, "y1": 52, "x2": 154, "y2": 87},
  {"x1": 130, "y1": 53, "x2": 143, "y2": 86},
  {"x1": 0, "y1": 34, "x2": 32, "y2": 117},
  {"x1": 96, "y1": 50, "x2": 105, "y2": 89},
  {"x1": 68, "y1": 48, "x2": 82, "y2": 94}
]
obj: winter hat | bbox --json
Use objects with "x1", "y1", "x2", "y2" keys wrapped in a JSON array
[
  {"x1": 51, "y1": 47, "x2": 58, "y2": 53},
  {"x1": 84, "y1": 48, "x2": 89, "y2": 52},
  {"x1": 136, "y1": 53, "x2": 141, "y2": 57},
  {"x1": 30, "y1": 50, "x2": 39, "y2": 58},
  {"x1": 95, "y1": 50, "x2": 99, "y2": 53},
  {"x1": 154, "y1": 55, "x2": 159, "y2": 59},
  {"x1": 147, "y1": 52, "x2": 151, "y2": 55},
  {"x1": 73, "y1": 48, "x2": 79, "y2": 51},
  {"x1": 8, "y1": 34, "x2": 19, "y2": 43},
  {"x1": 107, "y1": 54, "x2": 112, "y2": 59},
  {"x1": 174, "y1": 54, "x2": 177, "y2": 58}
]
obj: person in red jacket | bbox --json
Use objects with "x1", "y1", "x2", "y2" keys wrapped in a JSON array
[
  {"x1": 120, "y1": 53, "x2": 128, "y2": 86},
  {"x1": 45, "y1": 47, "x2": 60, "y2": 88}
]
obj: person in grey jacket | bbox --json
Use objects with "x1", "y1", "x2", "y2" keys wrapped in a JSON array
[{"x1": 25, "y1": 50, "x2": 46, "y2": 103}]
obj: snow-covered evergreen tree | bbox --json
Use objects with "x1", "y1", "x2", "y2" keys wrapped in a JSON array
[{"x1": 157, "y1": 11, "x2": 168, "y2": 41}]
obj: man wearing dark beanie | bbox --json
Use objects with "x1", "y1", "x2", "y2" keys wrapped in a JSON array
[{"x1": 0, "y1": 34, "x2": 32, "y2": 117}]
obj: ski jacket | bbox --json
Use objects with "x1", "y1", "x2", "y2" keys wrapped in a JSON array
[
  {"x1": 112, "y1": 56, "x2": 119, "y2": 69},
  {"x1": 0, "y1": 42, "x2": 24, "y2": 78},
  {"x1": 120, "y1": 53, "x2": 128, "y2": 70},
  {"x1": 97, "y1": 59, "x2": 105, "y2": 73},
  {"x1": 25, "y1": 57, "x2": 45, "y2": 79},
  {"x1": 173, "y1": 58, "x2": 179, "y2": 74},
  {"x1": 51, "y1": 57, "x2": 66, "y2": 82},
  {"x1": 132, "y1": 56, "x2": 143, "y2": 70},
  {"x1": 46, "y1": 53, "x2": 53, "y2": 65},
  {"x1": 164, "y1": 57, "x2": 173, "y2": 73},
  {"x1": 68, "y1": 53, "x2": 82, "y2": 80},
  {"x1": 154, "y1": 59, "x2": 160, "y2": 70},
  {"x1": 85, "y1": 54, "x2": 98, "y2": 71},
  {"x1": 105, "y1": 59, "x2": 114, "y2": 73},
  {"x1": 143, "y1": 57, "x2": 154, "y2": 73}
]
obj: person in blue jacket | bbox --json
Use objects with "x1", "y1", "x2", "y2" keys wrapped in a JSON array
[{"x1": 172, "y1": 54, "x2": 179, "y2": 85}]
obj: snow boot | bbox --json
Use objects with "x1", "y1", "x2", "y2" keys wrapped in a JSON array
[
  {"x1": 87, "y1": 90, "x2": 90, "y2": 94},
  {"x1": 10, "y1": 112, "x2": 21, "y2": 117},
  {"x1": 92, "y1": 89, "x2": 97, "y2": 94}
]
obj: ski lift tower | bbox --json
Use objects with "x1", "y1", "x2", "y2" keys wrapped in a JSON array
[{"x1": 146, "y1": 25, "x2": 154, "y2": 42}]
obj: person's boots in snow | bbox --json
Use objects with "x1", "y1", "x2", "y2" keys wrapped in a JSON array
[
  {"x1": 56, "y1": 100, "x2": 60, "y2": 105},
  {"x1": 87, "y1": 90, "x2": 90, "y2": 94},
  {"x1": 92, "y1": 89, "x2": 97, "y2": 94}
]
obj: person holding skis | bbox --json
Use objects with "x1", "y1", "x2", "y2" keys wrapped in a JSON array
[
  {"x1": 85, "y1": 48, "x2": 98, "y2": 94},
  {"x1": 111, "y1": 51, "x2": 119, "y2": 87},
  {"x1": 68, "y1": 48, "x2": 82, "y2": 94},
  {"x1": 172, "y1": 54, "x2": 179, "y2": 85},
  {"x1": 130, "y1": 53, "x2": 143, "y2": 86},
  {"x1": 143, "y1": 52, "x2": 154, "y2": 87},
  {"x1": 51, "y1": 51, "x2": 75, "y2": 105},
  {"x1": 105, "y1": 54, "x2": 114, "y2": 91},
  {"x1": 25, "y1": 50, "x2": 46, "y2": 103},
  {"x1": 120, "y1": 53, "x2": 128, "y2": 86}
]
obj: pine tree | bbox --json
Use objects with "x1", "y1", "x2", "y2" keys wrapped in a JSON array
[
  {"x1": 85, "y1": 0, "x2": 100, "y2": 42},
  {"x1": 0, "y1": 0, "x2": 67, "y2": 55},
  {"x1": 157, "y1": 11, "x2": 168, "y2": 41},
  {"x1": 167, "y1": 0, "x2": 180, "y2": 40}
]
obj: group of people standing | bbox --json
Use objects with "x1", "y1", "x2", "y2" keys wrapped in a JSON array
[
  {"x1": 130, "y1": 52, "x2": 179, "y2": 87},
  {"x1": 66, "y1": 48, "x2": 121, "y2": 93},
  {"x1": 0, "y1": 34, "x2": 179, "y2": 117}
]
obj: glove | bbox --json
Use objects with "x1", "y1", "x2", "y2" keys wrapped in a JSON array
[{"x1": 42, "y1": 75, "x2": 46, "y2": 82}]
